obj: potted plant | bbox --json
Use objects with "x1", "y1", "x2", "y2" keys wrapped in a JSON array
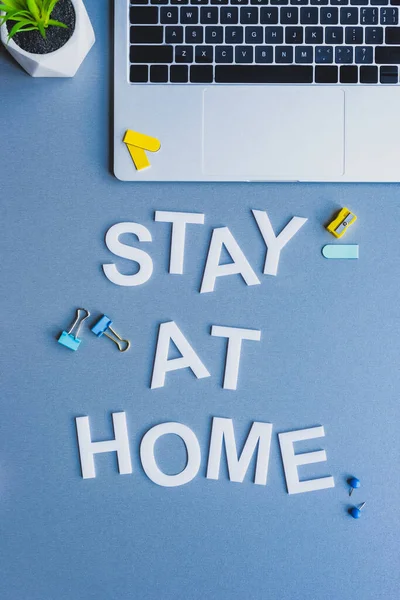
[{"x1": 0, "y1": 0, "x2": 95, "y2": 77}]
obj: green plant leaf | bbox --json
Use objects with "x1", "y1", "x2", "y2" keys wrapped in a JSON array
[
  {"x1": 8, "y1": 19, "x2": 35, "y2": 39},
  {"x1": 37, "y1": 19, "x2": 45, "y2": 37},
  {"x1": 2, "y1": 0, "x2": 26, "y2": 10},
  {"x1": 3, "y1": 9, "x2": 34, "y2": 18},
  {"x1": 26, "y1": 0, "x2": 40, "y2": 20},
  {"x1": 43, "y1": 0, "x2": 59, "y2": 25},
  {"x1": 48, "y1": 0, "x2": 60, "y2": 15},
  {"x1": 42, "y1": 0, "x2": 53, "y2": 13},
  {"x1": 1, "y1": 10, "x2": 36, "y2": 25},
  {"x1": 47, "y1": 17, "x2": 67, "y2": 29}
]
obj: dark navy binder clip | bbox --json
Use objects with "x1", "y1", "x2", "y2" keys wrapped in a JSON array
[
  {"x1": 91, "y1": 315, "x2": 130, "y2": 352},
  {"x1": 58, "y1": 308, "x2": 90, "y2": 351}
]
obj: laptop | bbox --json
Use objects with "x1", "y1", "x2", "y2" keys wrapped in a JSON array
[{"x1": 114, "y1": 0, "x2": 400, "y2": 182}]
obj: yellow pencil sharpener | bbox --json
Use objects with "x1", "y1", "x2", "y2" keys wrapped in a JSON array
[{"x1": 326, "y1": 207, "x2": 357, "y2": 239}]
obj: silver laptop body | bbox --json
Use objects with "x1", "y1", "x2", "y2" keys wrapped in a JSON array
[{"x1": 114, "y1": 0, "x2": 400, "y2": 182}]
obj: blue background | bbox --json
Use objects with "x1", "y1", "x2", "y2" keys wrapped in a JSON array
[{"x1": 1, "y1": 2, "x2": 399, "y2": 599}]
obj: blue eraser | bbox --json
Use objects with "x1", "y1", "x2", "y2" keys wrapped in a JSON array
[
  {"x1": 58, "y1": 331, "x2": 81, "y2": 351},
  {"x1": 91, "y1": 315, "x2": 112, "y2": 337},
  {"x1": 322, "y1": 245, "x2": 359, "y2": 259}
]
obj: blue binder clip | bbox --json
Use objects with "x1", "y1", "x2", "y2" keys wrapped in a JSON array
[
  {"x1": 58, "y1": 308, "x2": 90, "y2": 351},
  {"x1": 91, "y1": 314, "x2": 130, "y2": 352}
]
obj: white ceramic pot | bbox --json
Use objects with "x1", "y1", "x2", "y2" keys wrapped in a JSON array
[{"x1": 0, "y1": 0, "x2": 95, "y2": 77}]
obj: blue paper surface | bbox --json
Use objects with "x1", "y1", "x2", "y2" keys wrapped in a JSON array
[{"x1": 1, "y1": 2, "x2": 399, "y2": 599}]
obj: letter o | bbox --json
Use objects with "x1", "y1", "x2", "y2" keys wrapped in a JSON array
[{"x1": 140, "y1": 422, "x2": 201, "y2": 487}]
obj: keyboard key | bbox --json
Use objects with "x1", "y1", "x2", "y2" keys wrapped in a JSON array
[
  {"x1": 345, "y1": 27, "x2": 363, "y2": 43},
  {"x1": 211, "y1": 0, "x2": 229, "y2": 3},
  {"x1": 386, "y1": 26, "x2": 400, "y2": 42},
  {"x1": 331, "y1": 0, "x2": 349, "y2": 4},
  {"x1": 335, "y1": 46, "x2": 353, "y2": 62},
  {"x1": 265, "y1": 26, "x2": 284, "y2": 43},
  {"x1": 290, "y1": 0, "x2": 308, "y2": 4},
  {"x1": 300, "y1": 7, "x2": 319, "y2": 23},
  {"x1": 130, "y1": 65, "x2": 148, "y2": 82},
  {"x1": 340, "y1": 65, "x2": 358, "y2": 82},
  {"x1": 310, "y1": 0, "x2": 328, "y2": 4},
  {"x1": 380, "y1": 7, "x2": 398, "y2": 22},
  {"x1": 131, "y1": 0, "x2": 150, "y2": 4},
  {"x1": 206, "y1": 26, "x2": 224, "y2": 42},
  {"x1": 150, "y1": 65, "x2": 168, "y2": 82},
  {"x1": 365, "y1": 26, "x2": 383, "y2": 43},
  {"x1": 130, "y1": 6, "x2": 158, "y2": 24},
  {"x1": 221, "y1": 7, "x2": 239, "y2": 22},
  {"x1": 340, "y1": 7, "x2": 358, "y2": 23},
  {"x1": 350, "y1": 0, "x2": 367, "y2": 4},
  {"x1": 280, "y1": 7, "x2": 299, "y2": 22},
  {"x1": 359, "y1": 65, "x2": 378, "y2": 82},
  {"x1": 295, "y1": 45, "x2": 313, "y2": 62},
  {"x1": 190, "y1": 65, "x2": 214, "y2": 81},
  {"x1": 315, "y1": 45, "x2": 334, "y2": 62},
  {"x1": 195, "y1": 45, "x2": 213, "y2": 62},
  {"x1": 161, "y1": 7, "x2": 179, "y2": 23},
  {"x1": 166, "y1": 26, "x2": 183, "y2": 43},
  {"x1": 240, "y1": 7, "x2": 259, "y2": 22},
  {"x1": 251, "y1": 0, "x2": 269, "y2": 4},
  {"x1": 355, "y1": 46, "x2": 373, "y2": 62},
  {"x1": 170, "y1": 65, "x2": 189, "y2": 82},
  {"x1": 225, "y1": 26, "x2": 244, "y2": 42},
  {"x1": 246, "y1": 26, "x2": 264, "y2": 42},
  {"x1": 375, "y1": 45, "x2": 400, "y2": 62},
  {"x1": 371, "y1": 0, "x2": 388, "y2": 3},
  {"x1": 215, "y1": 45, "x2": 234, "y2": 61},
  {"x1": 380, "y1": 65, "x2": 398, "y2": 82},
  {"x1": 361, "y1": 8, "x2": 378, "y2": 23},
  {"x1": 200, "y1": 7, "x2": 219, "y2": 22},
  {"x1": 171, "y1": 0, "x2": 189, "y2": 4},
  {"x1": 255, "y1": 46, "x2": 274, "y2": 61},
  {"x1": 190, "y1": 0, "x2": 208, "y2": 4},
  {"x1": 235, "y1": 45, "x2": 254, "y2": 61},
  {"x1": 231, "y1": 0, "x2": 249, "y2": 4},
  {"x1": 215, "y1": 65, "x2": 313, "y2": 82},
  {"x1": 305, "y1": 26, "x2": 323, "y2": 43},
  {"x1": 186, "y1": 26, "x2": 203, "y2": 42},
  {"x1": 261, "y1": 8, "x2": 279, "y2": 23},
  {"x1": 130, "y1": 45, "x2": 173, "y2": 63},
  {"x1": 270, "y1": 0, "x2": 289, "y2": 4},
  {"x1": 150, "y1": 0, "x2": 168, "y2": 4},
  {"x1": 181, "y1": 7, "x2": 199, "y2": 22},
  {"x1": 130, "y1": 26, "x2": 163, "y2": 43},
  {"x1": 321, "y1": 7, "x2": 339, "y2": 23},
  {"x1": 315, "y1": 65, "x2": 338, "y2": 82},
  {"x1": 275, "y1": 45, "x2": 294, "y2": 62},
  {"x1": 325, "y1": 26, "x2": 343, "y2": 43},
  {"x1": 175, "y1": 45, "x2": 194, "y2": 62},
  {"x1": 285, "y1": 26, "x2": 303, "y2": 43}
]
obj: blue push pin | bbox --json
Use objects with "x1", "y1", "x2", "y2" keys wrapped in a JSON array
[
  {"x1": 349, "y1": 502, "x2": 366, "y2": 519},
  {"x1": 348, "y1": 477, "x2": 361, "y2": 496}
]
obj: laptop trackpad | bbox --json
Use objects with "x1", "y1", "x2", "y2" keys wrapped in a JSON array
[{"x1": 202, "y1": 87, "x2": 345, "y2": 180}]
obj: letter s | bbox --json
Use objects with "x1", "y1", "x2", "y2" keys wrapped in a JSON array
[{"x1": 102, "y1": 222, "x2": 153, "y2": 286}]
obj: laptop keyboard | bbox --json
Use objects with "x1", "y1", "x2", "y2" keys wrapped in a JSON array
[{"x1": 129, "y1": 0, "x2": 400, "y2": 84}]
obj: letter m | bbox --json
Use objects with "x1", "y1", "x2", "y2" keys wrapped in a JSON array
[{"x1": 206, "y1": 417, "x2": 272, "y2": 485}]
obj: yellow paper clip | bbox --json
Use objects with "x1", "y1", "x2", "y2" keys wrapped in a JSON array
[
  {"x1": 326, "y1": 207, "x2": 357, "y2": 239},
  {"x1": 123, "y1": 130, "x2": 161, "y2": 171}
]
